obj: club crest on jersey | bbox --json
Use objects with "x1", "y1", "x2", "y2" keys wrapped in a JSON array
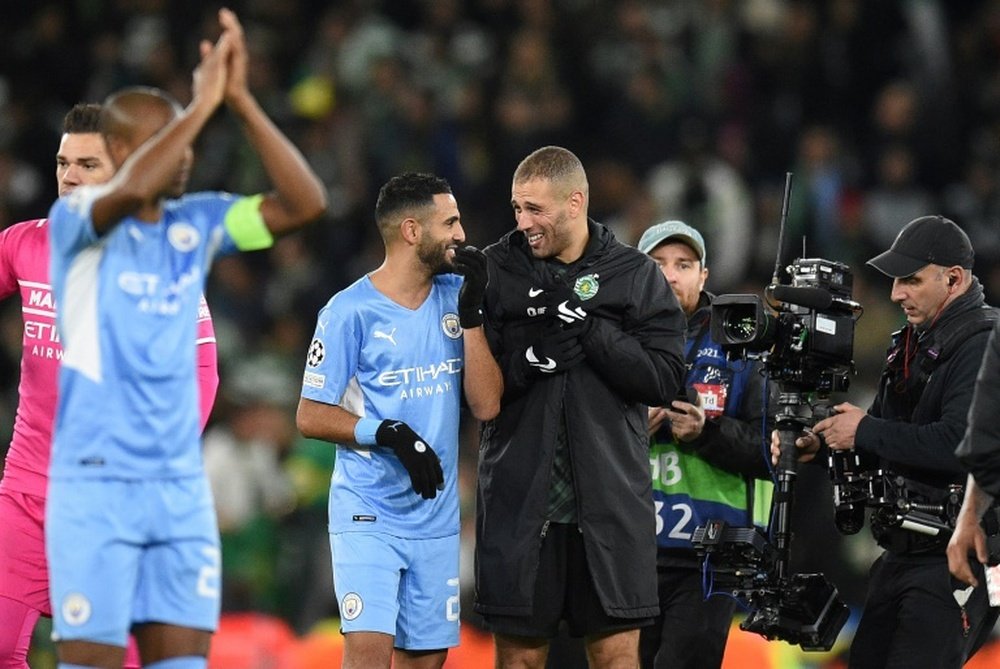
[
  {"x1": 306, "y1": 338, "x2": 325, "y2": 367},
  {"x1": 61, "y1": 593, "x2": 92, "y2": 626},
  {"x1": 341, "y1": 592, "x2": 364, "y2": 620},
  {"x1": 442, "y1": 312, "x2": 462, "y2": 339},
  {"x1": 167, "y1": 222, "x2": 200, "y2": 252},
  {"x1": 574, "y1": 274, "x2": 599, "y2": 301}
]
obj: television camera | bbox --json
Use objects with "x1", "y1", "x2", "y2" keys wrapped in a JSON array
[{"x1": 691, "y1": 173, "x2": 861, "y2": 651}]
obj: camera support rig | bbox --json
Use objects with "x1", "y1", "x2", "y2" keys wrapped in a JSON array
[
  {"x1": 691, "y1": 173, "x2": 856, "y2": 651},
  {"x1": 693, "y1": 386, "x2": 850, "y2": 651}
]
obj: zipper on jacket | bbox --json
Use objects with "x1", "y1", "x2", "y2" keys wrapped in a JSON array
[
  {"x1": 540, "y1": 519, "x2": 550, "y2": 538},
  {"x1": 562, "y1": 377, "x2": 584, "y2": 530}
]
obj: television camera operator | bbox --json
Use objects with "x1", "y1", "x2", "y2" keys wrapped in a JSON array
[
  {"x1": 776, "y1": 215, "x2": 1000, "y2": 668},
  {"x1": 637, "y1": 220, "x2": 777, "y2": 669}
]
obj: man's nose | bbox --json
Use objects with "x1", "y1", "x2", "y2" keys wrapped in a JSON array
[{"x1": 890, "y1": 280, "x2": 905, "y2": 302}]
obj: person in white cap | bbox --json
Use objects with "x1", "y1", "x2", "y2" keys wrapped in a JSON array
[
  {"x1": 779, "y1": 215, "x2": 1000, "y2": 668},
  {"x1": 636, "y1": 220, "x2": 776, "y2": 669}
]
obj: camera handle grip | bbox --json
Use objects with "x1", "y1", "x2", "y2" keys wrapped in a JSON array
[{"x1": 775, "y1": 426, "x2": 802, "y2": 474}]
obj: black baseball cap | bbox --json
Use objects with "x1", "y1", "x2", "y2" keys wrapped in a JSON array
[{"x1": 866, "y1": 215, "x2": 974, "y2": 278}]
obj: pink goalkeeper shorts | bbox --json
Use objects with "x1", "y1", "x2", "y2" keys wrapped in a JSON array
[{"x1": 0, "y1": 488, "x2": 50, "y2": 615}]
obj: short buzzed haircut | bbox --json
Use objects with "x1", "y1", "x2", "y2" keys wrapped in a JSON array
[
  {"x1": 100, "y1": 86, "x2": 182, "y2": 144},
  {"x1": 513, "y1": 145, "x2": 589, "y2": 197},
  {"x1": 374, "y1": 172, "x2": 452, "y2": 235},
  {"x1": 62, "y1": 103, "x2": 102, "y2": 134}
]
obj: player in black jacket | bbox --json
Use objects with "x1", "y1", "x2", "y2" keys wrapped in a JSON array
[{"x1": 474, "y1": 146, "x2": 686, "y2": 669}]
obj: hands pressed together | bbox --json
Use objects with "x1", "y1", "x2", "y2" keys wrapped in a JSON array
[{"x1": 192, "y1": 8, "x2": 250, "y2": 112}]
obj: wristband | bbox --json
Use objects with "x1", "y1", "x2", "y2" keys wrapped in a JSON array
[{"x1": 353, "y1": 418, "x2": 382, "y2": 446}]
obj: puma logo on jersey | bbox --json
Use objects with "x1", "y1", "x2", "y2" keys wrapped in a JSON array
[{"x1": 373, "y1": 328, "x2": 397, "y2": 346}]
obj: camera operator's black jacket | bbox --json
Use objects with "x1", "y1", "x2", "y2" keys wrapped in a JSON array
[
  {"x1": 475, "y1": 220, "x2": 685, "y2": 619},
  {"x1": 858, "y1": 278, "x2": 998, "y2": 495},
  {"x1": 956, "y1": 319, "x2": 1000, "y2": 497},
  {"x1": 653, "y1": 292, "x2": 776, "y2": 570}
]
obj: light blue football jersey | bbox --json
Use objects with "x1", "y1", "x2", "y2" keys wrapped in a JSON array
[
  {"x1": 47, "y1": 186, "x2": 241, "y2": 479},
  {"x1": 301, "y1": 274, "x2": 464, "y2": 538}
]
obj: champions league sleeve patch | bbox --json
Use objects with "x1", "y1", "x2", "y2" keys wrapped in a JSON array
[
  {"x1": 303, "y1": 338, "x2": 326, "y2": 388},
  {"x1": 306, "y1": 338, "x2": 325, "y2": 367}
]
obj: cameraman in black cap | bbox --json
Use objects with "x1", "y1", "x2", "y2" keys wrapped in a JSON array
[{"x1": 780, "y1": 215, "x2": 1000, "y2": 668}]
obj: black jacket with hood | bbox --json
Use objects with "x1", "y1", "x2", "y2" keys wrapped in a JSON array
[
  {"x1": 474, "y1": 220, "x2": 685, "y2": 619},
  {"x1": 956, "y1": 318, "x2": 1000, "y2": 497}
]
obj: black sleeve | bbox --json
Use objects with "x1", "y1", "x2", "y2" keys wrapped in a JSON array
[
  {"x1": 686, "y1": 360, "x2": 776, "y2": 480},
  {"x1": 956, "y1": 320, "x2": 1000, "y2": 497},
  {"x1": 580, "y1": 261, "x2": 685, "y2": 406},
  {"x1": 481, "y1": 260, "x2": 535, "y2": 403}
]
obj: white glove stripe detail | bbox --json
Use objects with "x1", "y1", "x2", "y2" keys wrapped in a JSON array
[
  {"x1": 557, "y1": 300, "x2": 586, "y2": 323},
  {"x1": 525, "y1": 346, "x2": 557, "y2": 372}
]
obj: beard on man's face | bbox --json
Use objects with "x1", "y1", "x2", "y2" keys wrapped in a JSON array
[{"x1": 417, "y1": 240, "x2": 454, "y2": 275}]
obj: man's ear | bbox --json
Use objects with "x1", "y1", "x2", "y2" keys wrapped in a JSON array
[
  {"x1": 400, "y1": 217, "x2": 421, "y2": 245},
  {"x1": 105, "y1": 135, "x2": 130, "y2": 169}
]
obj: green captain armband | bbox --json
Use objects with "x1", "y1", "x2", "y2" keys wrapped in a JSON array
[{"x1": 224, "y1": 194, "x2": 274, "y2": 251}]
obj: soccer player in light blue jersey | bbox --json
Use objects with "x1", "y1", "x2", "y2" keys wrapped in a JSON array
[
  {"x1": 296, "y1": 172, "x2": 502, "y2": 669},
  {"x1": 44, "y1": 9, "x2": 327, "y2": 669}
]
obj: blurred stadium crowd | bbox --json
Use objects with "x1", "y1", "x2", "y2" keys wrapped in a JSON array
[{"x1": 3, "y1": 0, "x2": 1000, "y2": 664}]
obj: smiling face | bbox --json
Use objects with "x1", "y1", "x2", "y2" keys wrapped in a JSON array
[
  {"x1": 511, "y1": 177, "x2": 585, "y2": 263},
  {"x1": 55, "y1": 132, "x2": 114, "y2": 197},
  {"x1": 416, "y1": 192, "x2": 465, "y2": 274}
]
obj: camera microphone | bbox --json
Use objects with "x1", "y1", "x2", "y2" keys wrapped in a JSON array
[{"x1": 772, "y1": 285, "x2": 834, "y2": 310}]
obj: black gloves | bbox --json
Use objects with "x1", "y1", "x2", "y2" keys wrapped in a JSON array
[
  {"x1": 375, "y1": 419, "x2": 444, "y2": 499},
  {"x1": 547, "y1": 284, "x2": 593, "y2": 339},
  {"x1": 522, "y1": 323, "x2": 585, "y2": 375},
  {"x1": 452, "y1": 245, "x2": 488, "y2": 328}
]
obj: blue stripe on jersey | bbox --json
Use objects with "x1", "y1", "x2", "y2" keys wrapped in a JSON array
[
  {"x1": 301, "y1": 274, "x2": 464, "y2": 538},
  {"x1": 47, "y1": 189, "x2": 242, "y2": 479}
]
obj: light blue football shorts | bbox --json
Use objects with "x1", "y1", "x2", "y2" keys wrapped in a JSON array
[
  {"x1": 46, "y1": 475, "x2": 221, "y2": 645},
  {"x1": 330, "y1": 531, "x2": 460, "y2": 650}
]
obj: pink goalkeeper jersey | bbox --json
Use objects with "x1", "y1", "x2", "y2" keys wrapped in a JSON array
[{"x1": 0, "y1": 218, "x2": 219, "y2": 497}]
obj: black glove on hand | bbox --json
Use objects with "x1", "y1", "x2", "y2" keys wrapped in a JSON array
[
  {"x1": 523, "y1": 323, "x2": 585, "y2": 375},
  {"x1": 452, "y1": 245, "x2": 488, "y2": 328},
  {"x1": 547, "y1": 283, "x2": 593, "y2": 338},
  {"x1": 375, "y1": 419, "x2": 444, "y2": 499}
]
